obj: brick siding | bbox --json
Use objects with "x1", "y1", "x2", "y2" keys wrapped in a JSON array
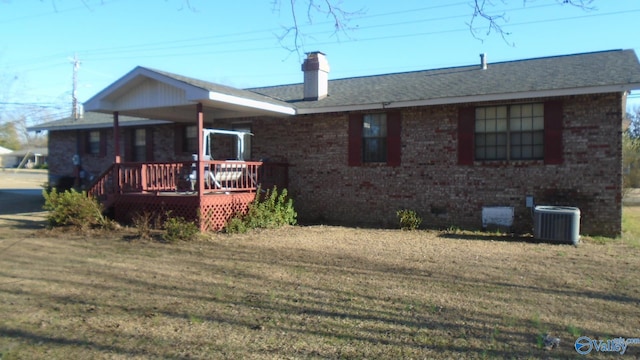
[
  {"x1": 46, "y1": 93, "x2": 624, "y2": 236},
  {"x1": 245, "y1": 93, "x2": 623, "y2": 237}
]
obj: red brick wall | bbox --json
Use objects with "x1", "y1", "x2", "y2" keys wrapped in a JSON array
[
  {"x1": 246, "y1": 93, "x2": 623, "y2": 237},
  {"x1": 47, "y1": 126, "x2": 193, "y2": 185}
]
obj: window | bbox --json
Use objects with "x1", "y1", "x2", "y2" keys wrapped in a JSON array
[
  {"x1": 475, "y1": 103, "x2": 544, "y2": 161},
  {"x1": 84, "y1": 130, "x2": 105, "y2": 157},
  {"x1": 348, "y1": 112, "x2": 401, "y2": 167},
  {"x1": 133, "y1": 129, "x2": 146, "y2": 161},
  {"x1": 183, "y1": 125, "x2": 198, "y2": 153},
  {"x1": 458, "y1": 100, "x2": 563, "y2": 165},
  {"x1": 363, "y1": 114, "x2": 387, "y2": 163},
  {"x1": 88, "y1": 130, "x2": 101, "y2": 155}
]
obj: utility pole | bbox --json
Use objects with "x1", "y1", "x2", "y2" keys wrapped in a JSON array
[{"x1": 71, "y1": 54, "x2": 80, "y2": 120}]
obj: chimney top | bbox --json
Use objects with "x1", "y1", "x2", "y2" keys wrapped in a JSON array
[
  {"x1": 302, "y1": 51, "x2": 330, "y2": 100},
  {"x1": 480, "y1": 53, "x2": 487, "y2": 70}
]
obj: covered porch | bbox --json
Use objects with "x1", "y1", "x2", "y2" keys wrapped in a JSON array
[{"x1": 83, "y1": 67, "x2": 295, "y2": 231}]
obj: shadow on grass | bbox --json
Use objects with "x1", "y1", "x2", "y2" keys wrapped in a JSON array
[
  {"x1": 0, "y1": 327, "x2": 173, "y2": 359},
  {"x1": 1, "y1": 228, "x2": 636, "y2": 358},
  {"x1": 438, "y1": 232, "x2": 576, "y2": 246}
]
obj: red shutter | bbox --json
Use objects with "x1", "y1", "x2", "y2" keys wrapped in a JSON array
[
  {"x1": 544, "y1": 100, "x2": 563, "y2": 165},
  {"x1": 458, "y1": 107, "x2": 475, "y2": 165},
  {"x1": 174, "y1": 124, "x2": 184, "y2": 156},
  {"x1": 145, "y1": 128, "x2": 154, "y2": 162},
  {"x1": 123, "y1": 129, "x2": 132, "y2": 162},
  {"x1": 78, "y1": 130, "x2": 88, "y2": 155},
  {"x1": 99, "y1": 130, "x2": 107, "y2": 157},
  {"x1": 386, "y1": 111, "x2": 402, "y2": 167},
  {"x1": 348, "y1": 113, "x2": 363, "y2": 166}
]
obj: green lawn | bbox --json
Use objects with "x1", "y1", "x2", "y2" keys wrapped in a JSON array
[{"x1": 622, "y1": 205, "x2": 640, "y2": 246}]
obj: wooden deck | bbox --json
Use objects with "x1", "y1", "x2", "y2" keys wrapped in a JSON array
[{"x1": 88, "y1": 160, "x2": 288, "y2": 231}]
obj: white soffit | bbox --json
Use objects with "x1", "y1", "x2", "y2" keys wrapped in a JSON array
[{"x1": 208, "y1": 91, "x2": 296, "y2": 115}]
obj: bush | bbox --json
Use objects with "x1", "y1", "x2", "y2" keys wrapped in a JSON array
[
  {"x1": 132, "y1": 211, "x2": 161, "y2": 240},
  {"x1": 225, "y1": 186, "x2": 297, "y2": 233},
  {"x1": 163, "y1": 216, "x2": 199, "y2": 242},
  {"x1": 42, "y1": 188, "x2": 106, "y2": 230},
  {"x1": 224, "y1": 216, "x2": 248, "y2": 234},
  {"x1": 396, "y1": 209, "x2": 422, "y2": 231}
]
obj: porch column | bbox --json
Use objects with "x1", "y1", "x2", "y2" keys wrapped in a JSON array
[
  {"x1": 113, "y1": 111, "x2": 121, "y2": 164},
  {"x1": 196, "y1": 103, "x2": 205, "y2": 200},
  {"x1": 113, "y1": 111, "x2": 122, "y2": 195}
]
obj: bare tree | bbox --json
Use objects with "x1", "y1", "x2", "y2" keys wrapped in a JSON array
[
  {"x1": 271, "y1": 0, "x2": 362, "y2": 57},
  {"x1": 469, "y1": 0, "x2": 595, "y2": 45},
  {"x1": 26, "y1": 0, "x2": 596, "y2": 53}
]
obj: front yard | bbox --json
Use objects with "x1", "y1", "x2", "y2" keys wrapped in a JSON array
[{"x1": 0, "y1": 208, "x2": 639, "y2": 359}]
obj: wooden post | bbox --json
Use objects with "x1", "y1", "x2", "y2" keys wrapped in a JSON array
[
  {"x1": 113, "y1": 111, "x2": 122, "y2": 194},
  {"x1": 196, "y1": 103, "x2": 205, "y2": 230},
  {"x1": 113, "y1": 111, "x2": 121, "y2": 163}
]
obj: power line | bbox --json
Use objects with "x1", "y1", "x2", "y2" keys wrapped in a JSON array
[
  {"x1": 0, "y1": 1, "x2": 545, "y2": 68},
  {"x1": 3, "y1": 9, "x2": 637, "y2": 81},
  {"x1": 60, "y1": 7, "x2": 639, "y2": 65}
]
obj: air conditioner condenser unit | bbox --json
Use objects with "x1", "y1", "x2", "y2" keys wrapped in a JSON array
[{"x1": 534, "y1": 206, "x2": 580, "y2": 245}]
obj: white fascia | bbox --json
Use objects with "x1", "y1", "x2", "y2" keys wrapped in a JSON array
[{"x1": 208, "y1": 91, "x2": 296, "y2": 115}]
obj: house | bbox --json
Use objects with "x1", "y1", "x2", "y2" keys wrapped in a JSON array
[
  {"x1": 0, "y1": 145, "x2": 13, "y2": 167},
  {"x1": 0, "y1": 147, "x2": 48, "y2": 168},
  {"x1": 29, "y1": 49, "x2": 640, "y2": 236}
]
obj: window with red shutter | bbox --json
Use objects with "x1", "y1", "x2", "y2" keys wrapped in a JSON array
[
  {"x1": 387, "y1": 112, "x2": 402, "y2": 167},
  {"x1": 348, "y1": 112, "x2": 401, "y2": 167},
  {"x1": 348, "y1": 114, "x2": 363, "y2": 166},
  {"x1": 458, "y1": 107, "x2": 475, "y2": 165},
  {"x1": 543, "y1": 100, "x2": 563, "y2": 164},
  {"x1": 462, "y1": 102, "x2": 561, "y2": 164}
]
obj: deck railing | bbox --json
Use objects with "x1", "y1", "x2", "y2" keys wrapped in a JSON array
[{"x1": 88, "y1": 160, "x2": 289, "y2": 207}]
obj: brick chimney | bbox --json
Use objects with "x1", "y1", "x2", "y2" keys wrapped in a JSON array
[{"x1": 302, "y1": 51, "x2": 330, "y2": 100}]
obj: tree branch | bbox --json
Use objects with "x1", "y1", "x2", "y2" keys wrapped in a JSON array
[
  {"x1": 273, "y1": 0, "x2": 362, "y2": 59},
  {"x1": 468, "y1": 0, "x2": 595, "y2": 46}
]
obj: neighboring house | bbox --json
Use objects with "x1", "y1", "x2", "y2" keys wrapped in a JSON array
[
  {"x1": 0, "y1": 147, "x2": 48, "y2": 168},
  {"x1": 0, "y1": 145, "x2": 12, "y2": 167},
  {"x1": 29, "y1": 49, "x2": 640, "y2": 236}
]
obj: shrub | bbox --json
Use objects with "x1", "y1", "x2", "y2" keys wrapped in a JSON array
[
  {"x1": 132, "y1": 211, "x2": 160, "y2": 240},
  {"x1": 42, "y1": 188, "x2": 106, "y2": 230},
  {"x1": 396, "y1": 209, "x2": 422, "y2": 231},
  {"x1": 224, "y1": 216, "x2": 248, "y2": 234},
  {"x1": 163, "y1": 216, "x2": 199, "y2": 242},
  {"x1": 225, "y1": 186, "x2": 297, "y2": 233}
]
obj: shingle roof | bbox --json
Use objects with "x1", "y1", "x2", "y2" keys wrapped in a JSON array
[
  {"x1": 27, "y1": 112, "x2": 170, "y2": 132},
  {"x1": 250, "y1": 49, "x2": 640, "y2": 110},
  {"x1": 31, "y1": 49, "x2": 640, "y2": 131}
]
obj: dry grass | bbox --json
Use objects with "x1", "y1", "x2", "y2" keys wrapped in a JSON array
[{"x1": 1, "y1": 216, "x2": 639, "y2": 359}]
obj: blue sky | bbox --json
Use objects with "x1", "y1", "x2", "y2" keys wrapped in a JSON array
[{"x1": 1, "y1": 0, "x2": 640, "y2": 123}]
